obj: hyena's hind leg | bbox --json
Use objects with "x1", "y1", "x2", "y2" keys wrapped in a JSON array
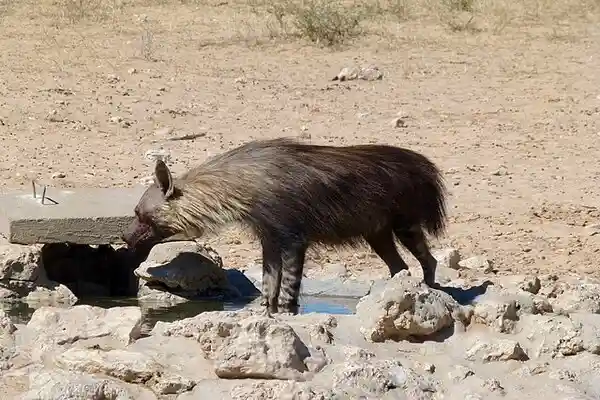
[
  {"x1": 364, "y1": 227, "x2": 410, "y2": 277},
  {"x1": 277, "y1": 241, "x2": 308, "y2": 315},
  {"x1": 393, "y1": 224, "x2": 438, "y2": 287},
  {"x1": 260, "y1": 239, "x2": 283, "y2": 317}
]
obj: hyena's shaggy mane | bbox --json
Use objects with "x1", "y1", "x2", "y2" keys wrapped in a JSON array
[{"x1": 153, "y1": 137, "x2": 448, "y2": 250}]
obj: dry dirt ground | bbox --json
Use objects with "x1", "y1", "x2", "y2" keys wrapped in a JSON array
[{"x1": 1, "y1": 0, "x2": 600, "y2": 282}]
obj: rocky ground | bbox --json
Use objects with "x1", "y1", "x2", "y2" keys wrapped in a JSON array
[
  {"x1": 1, "y1": 0, "x2": 600, "y2": 280},
  {"x1": 1, "y1": 241, "x2": 600, "y2": 399},
  {"x1": 1, "y1": 0, "x2": 600, "y2": 398}
]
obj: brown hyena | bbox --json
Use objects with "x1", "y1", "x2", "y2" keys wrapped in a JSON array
[{"x1": 122, "y1": 137, "x2": 448, "y2": 316}]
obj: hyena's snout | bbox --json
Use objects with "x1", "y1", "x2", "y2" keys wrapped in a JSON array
[
  {"x1": 121, "y1": 217, "x2": 153, "y2": 249},
  {"x1": 121, "y1": 219, "x2": 139, "y2": 248}
]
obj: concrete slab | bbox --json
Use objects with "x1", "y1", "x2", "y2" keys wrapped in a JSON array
[{"x1": 0, "y1": 186, "x2": 147, "y2": 245}]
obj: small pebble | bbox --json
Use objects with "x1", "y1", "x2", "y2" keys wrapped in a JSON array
[
  {"x1": 392, "y1": 117, "x2": 406, "y2": 128},
  {"x1": 139, "y1": 175, "x2": 154, "y2": 186},
  {"x1": 107, "y1": 74, "x2": 120, "y2": 83},
  {"x1": 144, "y1": 149, "x2": 171, "y2": 163},
  {"x1": 154, "y1": 127, "x2": 174, "y2": 137},
  {"x1": 458, "y1": 255, "x2": 493, "y2": 273}
]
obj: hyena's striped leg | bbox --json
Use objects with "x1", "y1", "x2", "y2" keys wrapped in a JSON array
[
  {"x1": 364, "y1": 227, "x2": 410, "y2": 277},
  {"x1": 394, "y1": 225, "x2": 438, "y2": 287},
  {"x1": 278, "y1": 241, "x2": 308, "y2": 315},
  {"x1": 260, "y1": 240, "x2": 283, "y2": 317}
]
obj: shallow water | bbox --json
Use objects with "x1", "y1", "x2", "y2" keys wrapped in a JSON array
[{"x1": 0, "y1": 295, "x2": 359, "y2": 328}]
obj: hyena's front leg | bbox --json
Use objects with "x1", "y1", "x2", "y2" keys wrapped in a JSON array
[
  {"x1": 260, "y1": 240, "x2": 283, "y2": 317},
  {"x1": 278, "y1": 241, "x2": 308, "y2": 315}
]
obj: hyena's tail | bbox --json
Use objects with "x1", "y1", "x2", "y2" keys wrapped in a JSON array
[
  {"x1": 394, "y1": 149, "x2": 448, "y2": 238},
  {"x1": 421, "y1": 163, "x2": 448, "y2": 238}
]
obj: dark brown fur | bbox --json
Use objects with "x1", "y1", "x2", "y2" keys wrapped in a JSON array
[{"x1": 122, "y1": 137, "x2": 448, "y2": 315}]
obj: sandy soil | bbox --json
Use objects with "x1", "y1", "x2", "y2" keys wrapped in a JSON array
[{"x1": 1, "y1": 0, "x2": 600, "y2": 281}]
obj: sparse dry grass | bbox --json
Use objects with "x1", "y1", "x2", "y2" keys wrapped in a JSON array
[
  {"x1": 7, "y1": 0, "x2": 600, "y2": 49},
  {"x1": 255, "y1": 0, "x2": 367, "y2": 46},
  {"x1": 52, "y1": 0, "x2": 125, "y2": 23}
]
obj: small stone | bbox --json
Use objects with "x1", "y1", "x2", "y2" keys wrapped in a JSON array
[
  {"x1": 22, "y1": 305, "x2": 143, "y2": 362},
  {"x1": 342, "y1": 346, "x2": 376, "y2": 361},
  {"x1": 110, "y1": 116, "x2": 123, "y2": 123},
  {"x1": 356, "y1": 274, "x2": 469, "y2": 342},
  {"x1": 151, "y1": 309, "x2": 255, "y2": 358},
  {"x1": 542, "y1": 280, "x2": 600, "y2": 314},
  {"x1": 0, "y1": 244, "x2": 44, "y2": 281},
  {"x1": 24, "y1": 283, "x2": 78, "y2": 306},
  {"x1": 471, "y1": 293, "x2": 519, "y2": 333},
  {"x1": 519, "y1": 276, "x2": 541, "y2": 294},
  {"x1": 415, "y1": 361, "x2": 436, "y2": 373},
  {"x1": 490, "y1": 167, "x2": 509, "y2": 176},
  {"x1": 448, "y1": 365, "x2": 474, "y2": 383},
  {"x1": 139, "y1": 175, "x2": 155, "y2": 186},
  {"x1": 214, "y1": 316, "x2": 311, "y2": 380},
  {"x1": 135, "y1": 241, "x2": 229, "y2": 296},
  {"x1": 128, "y1": 68, "x2": 138, "y2": 74},
  {"x1": 46, "y1": 110, "x2": 64, "y2": 123},
  {"x1": 323, "y1": 359, "x2": 435, "y2": 397},
  {"x1": 332, "y1": 66, "x2": 360, "y2": 81},
  {"x1": 308, "y1": 315, "x2": 337, "y2": 344},
  {"x1": 0, "y1": 310, "x2": 16, "y2": 334},
  {"x1": 154, "y1": 127, "x2": 174, "y2": 137},
  {"x1": 144, "y1": 149, "x2": 171, "y2": 164},
  {"x1": 483, "y1": 378, "x2": 505, "y2": 393},
  {"x1": 513, "y1": 362, "x2": 549, "y2": 377},
  {"x1": 107, "y1": 74, "x2": 120, "y2": 83},
  {"x1": 332, "y1": 65, "x2": 383, "y2": 82},
  {"x1": 298, "y1": 131, "x2": 311, "y2": 140},
  {"x1": 51, "y1": 172, "x2": 66, "y2": 179},
  {"x1": 55, "y1": 347, "x2": 161, "y2": 384},
  {"x1": 548, "y1": 369, "x2": 577, "y2": 381},
  {"x1": 458, "y1": 256, "x2": 493, "y2": 273},
  {"x1": 21, "y1": 369, "x2": 157, "y2": 400},
  {"x1": 137, "y1": 283, "x2": 189, "y2": 306},
  {"x1": 392, "y1": 117, "x2": 406, "y2": 128},
  {"x1": 465, "y1": 338, "x2": 529, "y2": 362},
  {"x1": 358, "y1": 65, "x2": 383, "y2": 81},
  {"x1": 433, "y1": 248, "x2": 461, "y2": 270},
  {"x1": 515, "y1": 314, "x2": 590, "y2": 357}
]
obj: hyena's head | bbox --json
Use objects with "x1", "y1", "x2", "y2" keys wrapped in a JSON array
[{"x1": 122, "y1": 159, "x2": 183, "y2": 250}]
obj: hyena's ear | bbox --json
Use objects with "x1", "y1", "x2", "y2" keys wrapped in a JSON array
[{"x1": 154, "y1": 159, "x2": 174, "y2": 198}]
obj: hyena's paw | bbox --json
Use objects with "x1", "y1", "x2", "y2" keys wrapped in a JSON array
[
  {"x1": 422, "y1": 279, "x2": 441, "y2": 289},
  {"x1": 260, "y1": 303, "x2": 278, "y2": 319},
  {"x1": 278, "y1": 303, "x2": 300, "y2": 316}
]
